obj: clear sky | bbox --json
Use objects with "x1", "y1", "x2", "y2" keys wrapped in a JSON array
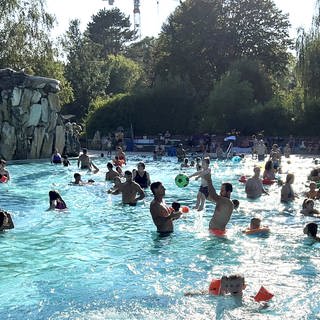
[{"x1": 46, "y1": 0, "x2": 316, "y2": 39}]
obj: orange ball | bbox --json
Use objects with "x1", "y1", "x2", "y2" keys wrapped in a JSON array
[{"x1": 181, "y1": 206, "x2": 189, "y2": 213}]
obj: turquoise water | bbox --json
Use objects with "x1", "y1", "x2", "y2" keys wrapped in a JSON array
[{"x1": 1, "y1": 154, "x2": 320, "y2": 319}]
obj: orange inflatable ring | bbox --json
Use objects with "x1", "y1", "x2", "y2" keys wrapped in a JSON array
[
  {"x1": 208, "y1": 279, "x2": 221, "y2": 295},
  {"x1": 262, "y1": 179, "x2": 275, "y2": 185},
  {"x1": 244, "y1": 227, "x2": 270, "y2": 235}
]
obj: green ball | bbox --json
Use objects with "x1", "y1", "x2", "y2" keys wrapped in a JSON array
[{"x1": 175, "y1": 174, "x2": 189, "y2": 188}]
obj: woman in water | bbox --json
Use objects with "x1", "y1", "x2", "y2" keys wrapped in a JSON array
[
  {"x1": 263, "y1": 160, "x2": 275, "y2": 181},
  {"x1": 280, "y1": 173, "x2": 296, "y2": 203},
  {"x1": 48, "y1": 190, "x2": 67, "y2": 210}
]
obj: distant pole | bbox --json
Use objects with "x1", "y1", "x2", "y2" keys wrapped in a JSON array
[{"x1": 133, "y1": 0, "x2": 141, "y2": 39}]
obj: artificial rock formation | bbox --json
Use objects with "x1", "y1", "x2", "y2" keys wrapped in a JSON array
[{"x1": 0, "y1": 68, "x2": 80, "y2": 160}]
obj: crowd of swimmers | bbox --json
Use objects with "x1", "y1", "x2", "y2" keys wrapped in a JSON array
[{"x1": 1, "y1": 139, "x2": 320, "y2": 303}]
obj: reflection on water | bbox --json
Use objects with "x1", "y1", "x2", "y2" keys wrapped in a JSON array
[{"x1": 0, "y1": 155, "x2": 319, "y2": 319}]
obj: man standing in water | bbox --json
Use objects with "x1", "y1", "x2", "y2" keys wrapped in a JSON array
[
  {"x1": 78, "y1": 148, "x2": 99, "y2": 173},
  {"x1": 203, "y1": 173, "x2": 234, "y2": 236},
  {"x1": 108, "y1": 170, "x2": 145, "y2": 206},
  {"x1": 150, "y1": 182, "x2": 182, "y2": 234}
]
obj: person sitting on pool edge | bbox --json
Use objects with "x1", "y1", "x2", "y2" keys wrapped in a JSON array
[
  {"x1": 149, "y1": 181, "x2": 182, "y2": 234},
  {"x1": 108, "y1": 170, "x2": 145, "y2": 206},
  {"x1": 202, "y1": 172, "x2": 234, "y2": 236},
  {"x1": 301, "y1": 199, "x2": 320, "y2": 216},
  {"x1": 303, "y1": 222, "x2": 320, "y2": 242},
  {"x1": 0, "y1": 210, "x2": 14, "y2": 231}
]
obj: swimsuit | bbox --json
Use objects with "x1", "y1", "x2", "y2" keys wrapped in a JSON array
[
  {"x1": 199, "y1": 185, "x2": 209, "y2": 198},
  {"x1": 134, "y1": 172, "x2": 148, "y2": 189},
  {"x1": 52, "y1": 154, "x2": 62, "y2": 164},
  {"x1": 209, "y1": 228, "x2": 226, "y2": 236}
]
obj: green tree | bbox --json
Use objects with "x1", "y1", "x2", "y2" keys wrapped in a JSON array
[
  {"x1": 155, "y1": 0, "x2": 291, "y2": 95},
  {"x1": 106, "y1": 54, "x2": 143, "y2": 94},
  {"x1": 125, "y1": 36, "x2": 157, "y2": 86},
  {"x1": 61, "y1": 19, "x2": 112, "y2": 119},
  {"x1": 0, "y1": 0, "x2": 55, "y2": 70},
  {"x1": 86, "y1": 8, "x2": 136, "y2": 57}
]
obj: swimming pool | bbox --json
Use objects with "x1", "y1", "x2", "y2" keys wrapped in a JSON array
[{"x1": 1, "y1": 154, "x2": 319, "y2": 319}]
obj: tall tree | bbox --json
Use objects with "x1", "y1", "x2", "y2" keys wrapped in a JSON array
[
  {"x1": 62, "y1": 19, "x2": 111, "y2": 119},
  {"x1": 0, "y1": 0, "x2": 55, "y2": 70},
  {"x1": 155, "y1": 0, "x2": 292, "y2": 95},
  {"x1": 86, "y1": 8, "x2": 136, "y2": 58}
]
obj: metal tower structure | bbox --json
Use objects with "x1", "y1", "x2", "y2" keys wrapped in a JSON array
[{"x1": 103, "y1": 0, "x2": 141, "y2": 38}]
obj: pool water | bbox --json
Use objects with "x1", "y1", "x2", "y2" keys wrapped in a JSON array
[{"x1": 1, "y1": 154, "x2": 320, "y2": 319}]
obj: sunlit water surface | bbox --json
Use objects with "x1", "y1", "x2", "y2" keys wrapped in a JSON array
[{"x1": 1, "y1": 154, "x2": 320, "y2": 320}]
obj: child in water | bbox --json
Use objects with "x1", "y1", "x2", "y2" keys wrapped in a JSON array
[
  {"x1": 303, "y1": 222, "x2": 320, "y2": 242},
  {"x1": 301, "y1": 199, "x2": 320, "y2": 216},
  {"x1": 243, "y1": 217, "x2": 270, "y2": 234},
  {"x1": 184, "y1": 274, "x2": 245, "y2": 297},
  {"x1": 48, "y1": 190, "x2": 67, "y2": 210}
]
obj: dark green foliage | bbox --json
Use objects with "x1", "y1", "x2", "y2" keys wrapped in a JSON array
[
  {"x1": 86, "y1": 8, "x2": 137, "y2": 57},
  {"x1": 154, "y1": 0, "x2": 292, "y2": 96}
]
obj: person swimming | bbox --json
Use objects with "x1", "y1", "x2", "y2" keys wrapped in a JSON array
[
  {"x1": 303, "y1": 222, "x2": 320, "y2": 242},
  {"x1": 48, "y1": 190, "x2": 67, "y2": 210}
]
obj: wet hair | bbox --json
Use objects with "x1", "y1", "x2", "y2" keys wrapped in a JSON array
[
  {"x1": 0, "y1": 211, "x2": 6, "y2": 226},
  {"x1": 74, "y1": 173, "x2": 81, "y2": 179},
  {"x1": 124, "y1": 170, "x2": 132, "y2": 176},
  {"x1": 150, "y1": 181, "x2": 162, "y2": 195},
  {"x1": 265, "y1": 160, "x2": 273, "y2": 171},
  {"x1": 137, "y1": 162, "x2": 145, "y2": 169},
  {"x1": 223, "y1": 182, "x2": 233, "y2": 193},
  {"x1": 184, "y1": 158, "x2": 189, "y2": 163},
  {"x1": 305, "y1": 223, "x2": 318, "y2": 237},
  {"x1": 171, "y1": 201, "x2": 181, "y2": 212},
  {"x1": 250, "y1": 217, "x2": 261, "y2": 229},
  {"x1": 107, "y1": 162, "x2": 113, "y2": 169},
  {"x1": 49, "y1": 190, "x2": 62, "y2": 201},
  {"x1": 100, "y1": 153, "x2": 104, "y2": 157},
  {"x1": 232, "y1": 199, "x2": 239, "y2": 209},
  {"x1": 82, "y1": 148, "x2": 87, "y2": 154},
  {"x1": 228, "y1": 274, "x2": 245, "y2": 285},
  {"x1": 303, "y1": 198, "x2": 314, "y2": 209}
]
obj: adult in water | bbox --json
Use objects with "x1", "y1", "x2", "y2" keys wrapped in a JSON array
[
  {"x1": 245, "y1": 166, "x2": 268, "y2": 199},
  {"x1": 105, "y1": 162, "x2": 120, "y2": 181},
  {"x1": 77, "y1": 148, "x2": 99, "y2": 173},
  {"x1": 51, "y1": 148, "x2": 62, "y2": 164},
  {"x1": 149, "y1": 181, "x2": 182, "y2": 234},
  {"x1": 108, "y1": 170, "x2": 145, "y2": 206},
  {"x1": 203, "y1": 172, "x2": 234, "y2": 235},
  {"x1": 132, "y1": 162, "x2": 151, "y2": 189}
]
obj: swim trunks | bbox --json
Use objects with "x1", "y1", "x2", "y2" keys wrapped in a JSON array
[
  {"x1": 199, "y1": 186, "x2": 209, "y2": 198},
  {"x1": 209, "y1": 229, "x2": 226, "y2": 237}
]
